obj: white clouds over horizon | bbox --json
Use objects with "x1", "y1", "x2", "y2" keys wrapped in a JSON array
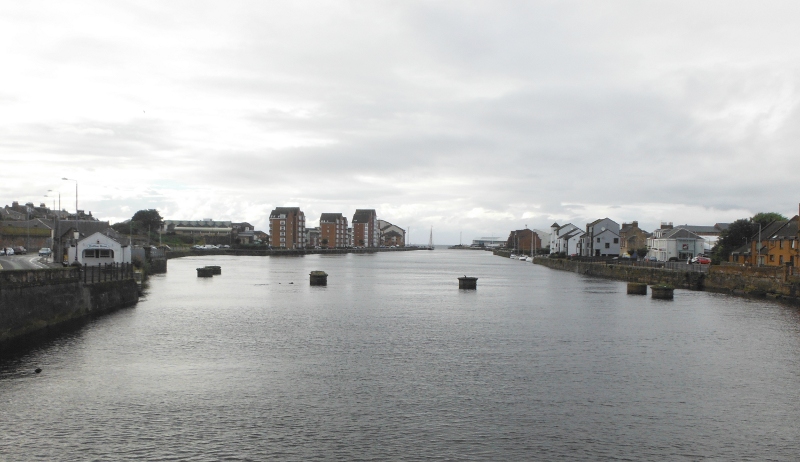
[{"x1": 2, "y1": 1, "x2": 799, "y2": 244}]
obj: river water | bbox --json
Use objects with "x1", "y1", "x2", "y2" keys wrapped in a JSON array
[{"x1": 2, "y1": 250, "x2": 800, "y2": 460}]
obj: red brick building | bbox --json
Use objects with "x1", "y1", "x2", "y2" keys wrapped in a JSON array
[
  {"x1": 319, "y1": 213, "x2": 348, "y2": 248},
  {"x1": 269, "y1": 207, "x2": 305, "y2": 249},
  {"x1": 352, "y1": 209, "x2": 379, "y2": 248}
]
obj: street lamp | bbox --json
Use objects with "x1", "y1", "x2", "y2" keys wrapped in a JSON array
[
  {"x1": 46, "y1": 190, "x2": 61, "y2": 263},
  {"x1": 62, "y1": 178, "x2": 78, "y2": 262}
]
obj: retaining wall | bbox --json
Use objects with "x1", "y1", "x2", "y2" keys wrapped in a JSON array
[
  {"x1": 0, "y1": 269, "x2": 139, "y2": 348},
  {"x1": 532, "y1": 257, "x2": 800, "y2": 303}
]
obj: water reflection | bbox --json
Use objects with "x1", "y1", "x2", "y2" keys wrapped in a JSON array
[{"x1": 2, "y1": 250, "x2": 800, "y2": 460}]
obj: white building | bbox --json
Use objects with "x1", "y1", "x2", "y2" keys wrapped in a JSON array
[
  {"x1": 549, "y1": 223, "x2": 581, "y2": 254},
  {"x1": 647, "y1": 227, "x2": 706, "y2": 261},
  {"x1": 580, "y1": 218, "x2": 620, "y2": 257},
  {"x1": 67, "y1": 231, "x2": 131, "y2": 266},
  {"x1": 471, "y1": 237, "x2": 504, "y2": 248}
]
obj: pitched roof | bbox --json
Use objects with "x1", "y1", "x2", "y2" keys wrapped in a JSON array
[
  {"x1": 269, "y1": 207, "x2": 302, "y2": 218},
  {"x1": 660, "y1": 227, "x2": 703, "y2": 240},
  {"x1": 352, "y1": 209, "x2": 376, "y2": 223},
  {"x1": 674, "y1": 224, "x2": 723, "y2": 234},
  {"x1": 320, "y1": 213, "x2": 344, "y2": 223}
]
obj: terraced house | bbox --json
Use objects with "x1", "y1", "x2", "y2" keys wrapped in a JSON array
[
  {"x1": 269, "y1": 207, "x2": 305, "y2": 249},
  {"x1": 744, "y1": 216, "x2": 798, "y2": 267}
]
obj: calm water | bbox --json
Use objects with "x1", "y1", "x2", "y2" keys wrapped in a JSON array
[{"x1": 2, "y1": 250, "x2": 800, "y2": 460}]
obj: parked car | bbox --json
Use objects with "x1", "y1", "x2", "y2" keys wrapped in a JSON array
[
  {"x1": 691, "y1": 255, "x2": 711, "y2": 264},
  {"x1": 157, "y1": 245, "x2": 172, "y2": 251},
  {"x1": 191, "y1": 245, "x2": 204, "y2": 250},
  {"x1": 13, "y1": 246, "x2": 26, "y2": 254},
  {"x1": 4, "y1": 247, "x2": 14, "y2": 256},
  {"x1": 39, "y1": 247, "x2": 52, "y2": 257}
]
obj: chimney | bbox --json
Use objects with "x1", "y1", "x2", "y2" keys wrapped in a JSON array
[{"x1": 632, "y1": 221, "x2": 638, "y2": 227}]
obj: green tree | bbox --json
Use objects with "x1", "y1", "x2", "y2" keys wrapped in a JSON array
[
  {"x1": 711, "y1": 212, "x2": 788, "y2": 264},
  {"x1": 131, "y1": 209, "x2": 163, "y2": 233},
  {"x1": 751, "y1": 212, "x2": 787, "y2": 227}
]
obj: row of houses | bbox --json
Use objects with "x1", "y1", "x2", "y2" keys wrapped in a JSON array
[
  {"x1": 162, "y1": 207, "x2": 406, "y2": 250},
  {"x1": 541, "y1": 219, "x2": 730, "y2": 261},
  {"x1": 729, "y1": 215, "x2": 799, "y2": 267}
]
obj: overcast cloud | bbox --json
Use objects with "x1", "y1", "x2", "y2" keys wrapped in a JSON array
[{"x1": 2, "y1": 1, "x2": 799, "y2": 244}]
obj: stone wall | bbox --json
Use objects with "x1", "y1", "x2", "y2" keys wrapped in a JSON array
[
  {"x1": 0, "y1": 271, "x2": 139, "y2": 348},
  {"x1": 532, "y1": 257, "x2": 800, "y2": 303}
]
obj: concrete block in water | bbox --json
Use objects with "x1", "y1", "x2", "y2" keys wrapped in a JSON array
[
  {"x1": 458, "y1": 276, "x2": 478, "y2": 289},
  {"x1": 627, "y1": 283, "x2": 647, "y2": 295},
  {"x1": 206, "y1": 265, "x2": 221, "y2": 275},
  {"x1": 197, "y1": 267, "x2": 214, "y2": 278},
  {"x1": 310, "y1": 271, "x2": 328, "y2": 286},
  {"x1": 651, "y1": 285, "x2": 674, "y2": 300}
]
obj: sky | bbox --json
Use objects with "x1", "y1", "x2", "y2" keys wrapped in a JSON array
[{"x1": 2, "y1": 1, "x2": 799, "y2": 244}]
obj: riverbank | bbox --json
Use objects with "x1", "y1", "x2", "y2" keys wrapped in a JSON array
[{"x1": 520, "y1": 254, "x2": 800, "y2": 304}]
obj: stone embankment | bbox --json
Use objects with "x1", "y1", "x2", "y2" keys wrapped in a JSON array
[
  {"x1": 0, "y1": 267, "x2": 138, "y2": 349},
  {"x1": 529, "y1": 256, "x2": 800, "y2": 303}
]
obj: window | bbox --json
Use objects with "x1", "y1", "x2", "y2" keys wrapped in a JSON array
[
  {"x1": 769, "y1": 255, "x2": 775, "y2": 262},
  {"x1": 596, "y1": 238, "x2": 600, "y2": 243},
  {"x1": 779, "y1": 241, "x2": 784, "y2": 249},
  {"x1": 613, "y1": 238, "x2": 619, "y2": 244},
  {"x1": 280, "y1": 220, "x2": 286, "y2": 225},
  {"x1": 779, "y1": 255, "x2": 784, "y2": 264},
  {"x1": 605, "y1": 243, "x2": 610, "y2": 249}
]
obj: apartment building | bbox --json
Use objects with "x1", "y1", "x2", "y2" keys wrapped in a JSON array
[
  {"x1": 319, "y1": 213, "x2": 348, "y2": 248},
  {"x1": 269, "y1": 207, "x2": 306, "y2": 249},
  {"x1": 352, "y1": 209, "x2": 379, "y2": 248}
]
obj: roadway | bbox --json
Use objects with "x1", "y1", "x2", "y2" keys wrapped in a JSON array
[{"x1": 0, "y1": 254, "x2": 60, "y2": 271}]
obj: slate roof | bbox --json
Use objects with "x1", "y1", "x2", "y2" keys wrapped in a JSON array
[
  {"x1": 674, "y1": 225, "x2": 723, "y2": 234},
  {"x1": 352, "y1": 209, "x2": 376, "y2": 223},
  {"x1": 269, "y1": 207, "x2": 302, "y2": 218},
  {"x1": 659, "y1": 228, "x2": 703, "y2": 240},
  {"x1": 55, "y1": 220, "x2": 112, "y2": 239},
  {"x1": 320, "y1": 213, "x2": 344, "y2": 223},
  {"x1": 756, "y1": 216, "x2": 798, "y2": 240}
]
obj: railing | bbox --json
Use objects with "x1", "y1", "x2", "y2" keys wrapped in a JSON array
[{"x1": 81, "y1": 263, "x2": 135, "y2": 284}]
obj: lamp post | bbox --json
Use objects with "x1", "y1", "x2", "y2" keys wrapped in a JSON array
[
  {"x1": 46, "y1": 190, "x2": 61, "y2": 262},
  {"x1": 62, "y1": 178, "x2": 78, "y2": 263}
]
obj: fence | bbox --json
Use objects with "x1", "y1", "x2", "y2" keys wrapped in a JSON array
[{"x1": 81, "y1": 263, "x2": 135, "y2": 284}]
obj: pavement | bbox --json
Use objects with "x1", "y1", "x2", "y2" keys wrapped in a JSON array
[{"x1": 0, "y1": 253, "x2": 61, "y2": 271}]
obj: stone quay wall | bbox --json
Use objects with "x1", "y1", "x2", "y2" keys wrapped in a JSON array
[
  {"x1": 531, "y1": 257, "x2": 800, "y2": 303},
  {"x1": 0, "y1": 268, "x2": 139, "y2": 348}
]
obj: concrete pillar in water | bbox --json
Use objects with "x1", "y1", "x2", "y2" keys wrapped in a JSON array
[
  {"x1": 650, "y1": 285, "x2": 674, "y2": 300},
  {"x1": 197, "y1": 267, "x2": 214, "y2": 278},
  {"x1": 627, "y1": 282, "x2": 647, "y2": 295},
  {"x1": 458, "y1": 276, "x2": 478, "y2": 289},
  {"x1": 310, "y1": 271, "x2": 328, "y2": 286}
]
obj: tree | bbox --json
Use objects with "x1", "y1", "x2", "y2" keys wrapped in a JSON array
[
  {"x1": 131, "y1": 209, "x2": 163, "y2": 234},
  {"x1": 751, "y1": 212, "x2": 787, "y2": 227},
  {"x1": 711, "y1": 212, "x2": 789, "y2": 264}
]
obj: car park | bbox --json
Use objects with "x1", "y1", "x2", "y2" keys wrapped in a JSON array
[{"x1": 39, "y1": 247, "x2": 52, "y2": 257}]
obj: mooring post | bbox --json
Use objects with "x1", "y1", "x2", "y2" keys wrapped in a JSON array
[
  {"x1": 310, "y1": 271, "x2": 328, "y2": 286},
  {"x1": 197, "y1": 267, "x2": 214, "y2": 278},
  {"x1": 651, "y1": 285, "x2": 674, "y2": 300},
  {"x1": 458, "y1": 276, "x2": 478, "y2": 289}
]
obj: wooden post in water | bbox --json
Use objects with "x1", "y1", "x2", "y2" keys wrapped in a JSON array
[
  {"x1": 458, "y1": 276, "x2": 478, "y2": 289},
  {"x1": 310, "y1": 271, "x2": 328, "y2": 286},
  {"x1": 627, "y1": 282, "x2": 647, "y2": 295}
]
